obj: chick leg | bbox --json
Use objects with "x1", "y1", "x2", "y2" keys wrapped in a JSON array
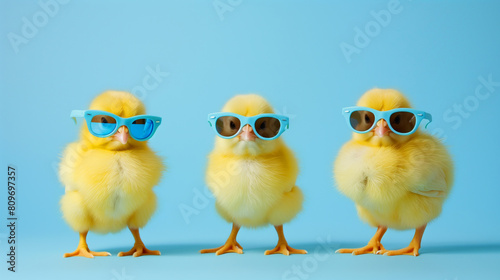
[
  {"x1": 63, "y1": 231, "x2": 111, "y2": 258},
  {"x1": 200, "y1": 223, "x2": 243, "y2": 255},
  {"x1": 378, "y1": 224, "x2": 426, "y2": 256},
  {"x1": 336, "y1": 225, "x2": 387, "y2": 255},
  {"x1": 118, "y1": 227, "x2": 161, "y2": 257},
  {"x1": 265, "y1": 225, "x2": 307, "y2": 256}
]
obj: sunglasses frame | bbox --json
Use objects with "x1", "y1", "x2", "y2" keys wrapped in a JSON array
[
  {"x1": 208, "y1": 112, "x2": 289, "y2": 140},
  {"x1": 342, "y1": 106, "x2": 432, "y2": 136},
  {"x1": 70, "y1": 110, "x2": 162, "y2": 141}
]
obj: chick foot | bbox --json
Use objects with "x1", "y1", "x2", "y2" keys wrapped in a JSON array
[
  {"x1": 377, "y1": 244, "x2": 420, "y2": 256},
  {"x1": 64, "y1": 247, "x2": 111, "y2": 258},
  {"x1": 336, "y1": 226, "x2": 387, "y2": 255},
  {"x1": 118, "y1": 227, "x2": 160, "y2": 257},
  {"x1": 64, "y1": 232, "x2": 111, "y2": 258},
  {"x1": 336, "y1": 242, "x2": 386, "y2": 255},
  {"x1": 265, "y1": 225, "x2": 307, "y2": 256},
  {"x1": 200, "y1": 223, "x2": 243, "y2": 255},
  {"x1": 377, "y1": 224, "x2": 426, "y2": 257},
  {"x1": 200, "y1": 241, "x2": 243, "y2": 255},
  {"x1": 118, "y1": 244, "x2": 161, "y2": 257},
  {"x1": 265, "y1": 242, "x2": 307, "y2": 256}
]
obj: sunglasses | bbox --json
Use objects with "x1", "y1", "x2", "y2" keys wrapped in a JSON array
[
  {"x1": 342, "y1": 106, "x2": 432, "y2": 135},
  {"x1": 208, "y1": 112, "x2": 289, "y2": 140},
  {"x1": 70, "y1": 110, "x2": 162, "y2": 141}
]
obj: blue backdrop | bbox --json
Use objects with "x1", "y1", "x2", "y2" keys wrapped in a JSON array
[{"x1": 1, "y1": 1, "x2": 499, "y2": 279}]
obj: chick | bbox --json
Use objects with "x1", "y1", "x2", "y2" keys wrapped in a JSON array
[
  {"x1": 334, "y1": 89, "x2": 453, "y2": 256},
  {"x1": 59, "y1": 91, "x2": 164, "y2": 258},
  {"x1": 200, "y1": 94, "x2": 306, "y2": 256}
]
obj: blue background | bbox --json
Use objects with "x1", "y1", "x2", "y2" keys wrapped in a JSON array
[{"x1": 1, "y1": 0, "x2": 500, "y2": 279}]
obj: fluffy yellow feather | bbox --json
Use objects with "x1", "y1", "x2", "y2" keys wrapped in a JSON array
[
  {"x1": 201, "y1": 94, "x2": 306, "y2": 256},
  {"x1": 59, "y1": 90, "x2": 164, "y2": 258},
  {"x1": 334, "y1": 88, "x2": 453, "y2": 256}
]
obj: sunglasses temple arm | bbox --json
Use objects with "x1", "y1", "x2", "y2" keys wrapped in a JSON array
[
  {"x1": 424, "y1": 113, "x2": 433, "y2": 129},
  {"x1": 70, "y1": 110, "x2": 86, "y2": 125}
]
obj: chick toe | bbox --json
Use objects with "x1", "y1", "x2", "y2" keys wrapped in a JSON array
[
  {"x1": 118, "y1": 245, "x2": 161, "y2": 257},
  {"x1": 265, "y1": 225, "x2": 306, "y2": 256},
  {"x1": 265, "y1": 243, "x2": 307, "y2": 256},
  {"x1": 118, "y1": 228, "x2": 160, "y2": 257},
  {"x1": 200, "y1": 223, "x2": 243, "y2": 255},
  {"x1": 337, "y1": 226, "x2": 387, "y2": 255},
  {"x1": 64, "y1": 247, "x2": 111, "y2": 258}
]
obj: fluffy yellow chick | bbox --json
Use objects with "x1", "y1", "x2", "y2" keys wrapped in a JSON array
[
  {"x1": 59, "y1": 90, "x2": 164, "y2": 258},
  {"x1": 200, "y1": 94, "x2": 306, "y2": 256},
  {"x1": 334, "y1": 89, "x2": 453, "y2": 256}
]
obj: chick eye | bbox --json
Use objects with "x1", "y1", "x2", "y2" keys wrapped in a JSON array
[
  {"x1": 393, "y1": 115, "x2": 401, "y2": 125},
  {"x1": 364, "y1": 114, "x2": 371, "y2": 123},
  {"x1": 260, "y1": 121, "x2": 266, "y2": 130},
  {"x1": 101, "y1": 117, "x2": 108, "y2": 123},
  {"x1": 230, "y1": 121, "x2": 236, "y2": 130}
]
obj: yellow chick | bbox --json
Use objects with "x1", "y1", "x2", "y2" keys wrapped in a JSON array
[
  {"x1": 200, "y1": 94, "x2": 306, "y2": 256},
  {"x1": 59, "y1": 90, "x2": 164, "y2": 258},
  {"x1": 334, "y1": 89, "x2": 454, "y2": 256}
]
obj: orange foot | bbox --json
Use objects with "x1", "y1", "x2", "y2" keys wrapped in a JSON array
[
  {"x1": 377, "y1": 242, "x2": 420, "y2": 256},
  {"x1": 64, "y1": 246, "x2": 111, "y2": 258},
  {"x1": 265, "y1": 242, "x2": 307, "y2": 256},
  {"x1": 378, "y1": 224, "x2": 426, "y2": 256},
  {"x1": 336, "y1": 240, "x2": 385, "y2": 255},
  {"x1": 200, "y1": 240, "x2": 243, "y2": 255},
  {"x1": 200, "y1": 223, "x2": 243, "y2": 255},
  {"x1": 265, "y1": 225, "x2": 307, "y2": 256},
  {"x1": 118, "y1": 244, "x2": 161, "y2": 257},
  {"x1": 336, "y1": 226, "x2": 387, "y2": 255}
]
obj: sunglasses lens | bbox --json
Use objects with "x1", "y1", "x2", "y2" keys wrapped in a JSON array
[
  {"x1": 130, "y1": 118, "x2": 154, "y2": 140},
  {"x1": 390, "y1": 112, "x2": 416, "y2": 134},
  {"x1": 90, "y1": 115, "x2": 117, "y2": 136},
  {"x1": 216, "y1": 116, "x2": 241, "y2": 137},
  {"x1": 255, "y1": 117, "x2": 281, "y2": 139},
  {"x1": 350, "y1": 111, "x2": 375, "y2": 132}
]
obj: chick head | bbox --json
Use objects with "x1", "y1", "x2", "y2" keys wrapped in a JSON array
[
  {"x1": 81, "y1": 90, "x2": 148, "y2": 151},
  {"x1": 353, "y1": 88, "x2": 417, "y2": 146},
  {"x1": 214, "y1": 94, "x2": 283, "y2": 156}
]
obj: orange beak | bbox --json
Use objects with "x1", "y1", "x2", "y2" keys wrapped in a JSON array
[
  {"x1": 239, "y1": 124, "x2": 257, "y2": 141},
  {"x1": 374, "y1": 119, "x2": 390, "y2": 137},
  {"x1": 113, "y1": 125, "x2": 129, "y2": 144}
]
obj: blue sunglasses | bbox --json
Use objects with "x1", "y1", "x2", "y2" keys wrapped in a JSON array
[
  {"x1": 342, "y1": 106, "x2": 432, "y2": 135},
  {"x1": 208, "y1": 112, "x2": 289, "y2": 140},
  {"x1": 71, "y1": 110, "x2": 162, "y2": 141}
]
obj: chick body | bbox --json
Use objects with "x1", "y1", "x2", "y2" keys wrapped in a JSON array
[
  {"x1": 207, "y1": 144, "x2": 302, "y2": 228},
  {"x1": 60, "y1": 145, "x2": 162, "y2": 233},
  {"x1": 335, "y1": 133, "x2": 453, "y2": 230}
]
